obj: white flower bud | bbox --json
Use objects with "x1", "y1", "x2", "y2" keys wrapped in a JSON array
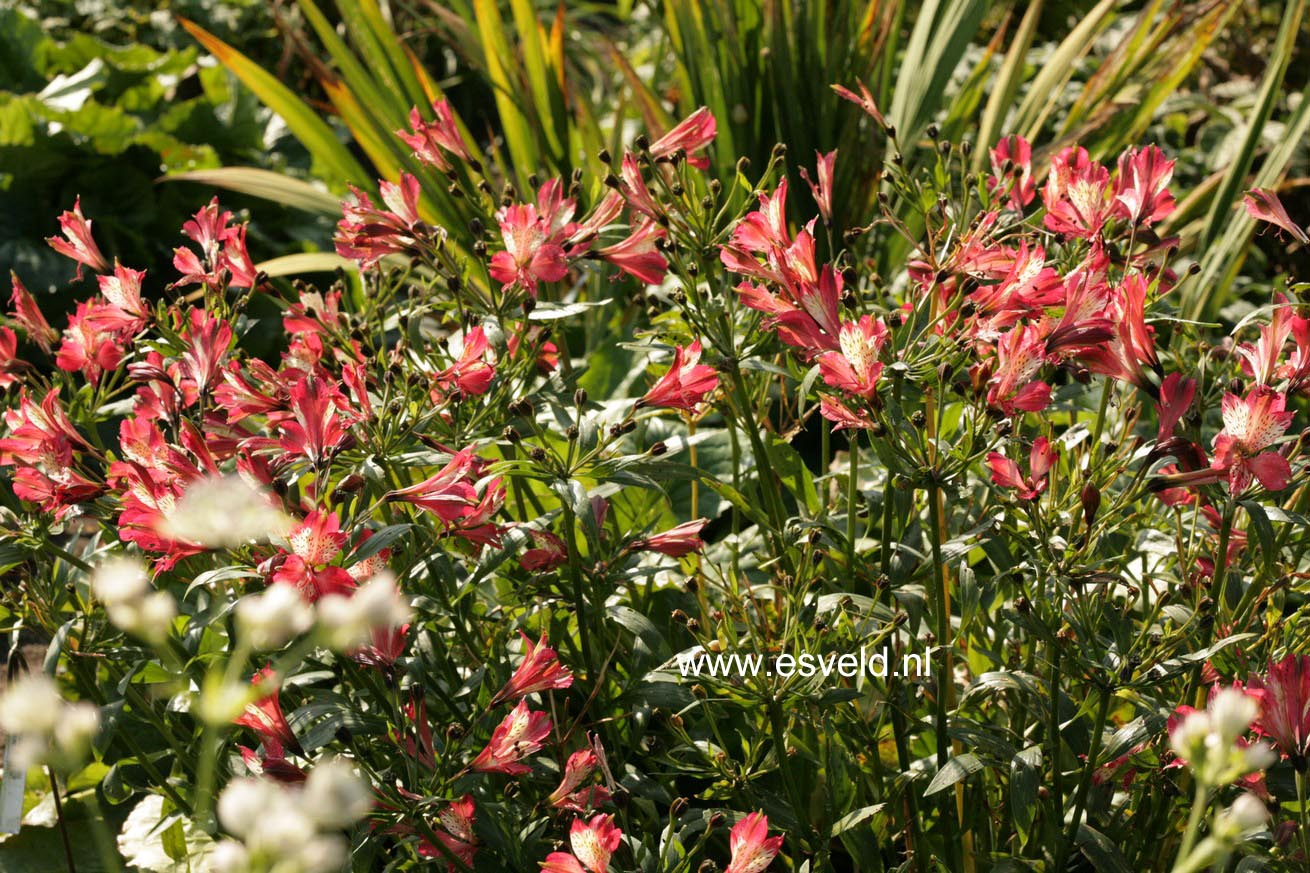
[
  {"x1": 217, "y1": 778, "x2": 285, "y2": 840},
  {"x1": 53, "y1": 701, "x2": 101, "y2": 755},
  {"x1": 1227, "y1": 792, "x2": 1269, "y2": 831},
  {"x1": 162, "y1": 476, "x2": 292, "y2": 548},
  {"x1": 301, "y1": 758, "x2": 373, "y2": 829},
  {"x1": 247, "y1": 805, "x2": 316, "y2": 855},
  {"x1": 1209, "y1": 688, "x2": 1259, "y2": 744},
  {"x1": 296, "y1": 834, "x2": 349, "y2": 873},
  {"x1": 237, "y1": 584, "x2": 314, "y2": 650},
  {"x1": 317, "y1": 574, "x2": 411, "y2": 652},
  {"x1": 206, "y1": 839, "x2": 250, "y2": 873}
]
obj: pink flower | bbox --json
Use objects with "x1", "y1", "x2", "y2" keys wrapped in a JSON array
[
  {"x1": 596, "y1": 220, "x2": 668, "y2": 285},
  {"x1": 819, "y1": 395, "x2": 877, "y2": 432},
  {"x1": 398, "y1": 99, "x2": 473, "y2": 171},
  {"x1": 988, "y1": 135, "x2": 1035, "y2": 210},
  {"x1": 349, "y1": 624, "x2": 409, "y2": 670},
  {"x1": 335, "y1": 174, "x2": 425, "y2": 268},
  {"x1": 726, "y1": 812, "x2": 783, "y2": 873},
  {"x1": 492, "y1": 632, "x2": 574, "y2": 705},
  {"x1": 520, "y1": 529, "x2": 568, "y2": 571},
  {"x1": 988, "y1": 437, "x2": 1058, "y2": 500},
  {"x1": 630, "y1": 519, "x2": 707, "y2": 557},
  {"x1": 179, "y1": 308, "x2": 233, "y2": 395},
  {"x1": 1114, "y1": 145, "x2": 1176, "y2": 226},
  {"x1": 271, "y1": 511, "x2": 357, "y2": 602},
  {"x1": 1042, "y1": 147, "x2": 1113, "y2": 239},
  {"x1": 416, "y1": 794, "x2": 478, "y2": 870},
  {"x1": 819, "y1": 316, "x2": 888, "y2": 399},
  {"x1": 0, "y1": 327, "x2": 20, "y2": 389},
  {"x1": 276, "y1": 376, "x2": 357, "y2": 465},
  {"x1": 986, "y1": 324, "x2": 1050, "y2": 415},
  {"x1": 542, "y1": 815, "x2": 623, "y2": 873},
  {"x1": 1211, "y1": 387, "x2": 1294, "y2": 493},
  {"x1": 1248, "y1": 655, "x2": 1310, "y2": 766},
  {"x1": 548, "y1": 745, "x2": 612, "y2": 812},
  {"x1": 1155, "y1": 372, "x2": 1196, "y2": 441},
  {"x1": 387, "y1": 449, "x2": 482, "y2": 524},
  {"x1": 89, "y1": 263, "x2": 149, "y2": 333},
  {"x1": 489, "y1": 203, "x2": 570, "y2": 295},
  {"x1": 434, "y1": 326, "x2": 495, "y2": 399},
  {"x1": 1243, "y1": 188, "x2": 1308, "y2": 244},
  {"x1": 640, "y1": 341, "x2": 719, "y2": 411},
  {"x1": 648, "y1": 107, "x2": 717, "y2": 167},
  {"x1": 799, "y1": 150, "x2": 837, "y2": 223},
  {"x1": 234, "y1": 666, "x2": 302, "y2": 755},
  {"x1": 470, "y1": 700, "x2": 552, "y2": 775},
  {"x1": 1237, "y1": 294, "x2": 1297, "y2": 386},
  {"x1": 56, "y1": 300, "x2": 124, "y2": 385},
  {"x1": 10, "y1": 273, "x2": 58, "y2": 353},
  {"x1": 172, "y1": 198, "x2": 258, "y2": 289},
  {"x1": 46, "y1": 196, "x2": 109, "y2": 278}
]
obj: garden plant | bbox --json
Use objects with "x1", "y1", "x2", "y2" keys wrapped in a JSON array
[{"x1": 3, "y1": 2, "x2": 1310, "y2": 873}]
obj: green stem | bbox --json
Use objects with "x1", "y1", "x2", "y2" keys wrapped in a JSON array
[
  {"x1": 847, "y1": 431, "x2": 860, "y2": 574},
  {"x1": 1054, "y1": 684, "x2": 1112, "y2": 870}
]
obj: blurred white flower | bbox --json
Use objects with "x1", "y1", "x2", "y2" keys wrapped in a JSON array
[
  {"x1": 91, "y1": 555, "x2": 150, "y2": 605},
  {"x1": 161, "y1": 476, "x2": 292, "y2": 549},
  {"x1": 205, "y1": 840, "x2": 250, "y2": 873},
  {"x1": 0, "y1": 674, "x2": 99, "y2": 768},
  {"x1": 301, "y1": 758, "x2": 373, "y2": 829},
  {"x1": 317, "y1": 573, "x2": 411, "y2": 652},
  {"x1": 237, "y1": 584, "x2": 314, "y2": 650},
  {"x1": 0, "y1": 673, "x2": 63, "y2": 736}
]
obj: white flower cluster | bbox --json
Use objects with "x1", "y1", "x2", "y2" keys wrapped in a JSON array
[
  {"x1": 161, "y1": 475, "x2": 293, "y2": 549},
  {"x1": 0, "y1": 674, "x2": 99, "y2": 769},
  {"x1": 1169, "y1": 688, "x2": 1276, "y2": 787},
  {"x1": 236, "y1": 572, "x2": 411, "y2": 653},
  {"x1": 91, "y1": 555, "x2": 177, "y2": 645},
  {"x1": 211, "y1": 759, "x2": 373, "y2": 873}
]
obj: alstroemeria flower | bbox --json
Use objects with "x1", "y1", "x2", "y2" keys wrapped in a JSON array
[
  {"x1": 1211, "y1": 387, "x2": 1294, "y2": 493},
  {"x1": 725, "y1": 812, "x2": 783, "y2": 873},
  {"x1": 1042, "y1": 147, "x2": 1114, "y2": 239},
  {"x1": 470, "y1": 700, "x2": 552, "y2": 775},
  {"x1": 46, "y1": 196, "x2": 109, "y2": 278},
  {"x1": 417, "y1": 795, "x2": 477, "y2": 869},
  {"x1": 335, "y1": 174, "x2": 426, "y2": 268},
  {"x1": 172, "y1": 198, "x2": 258, "y2": 289},
  {"x1": 648, "y1": 107, "x2": 716, "y2": 168},
  {"x1": 10, "y1": 273, "x2": 58, "y2": 353},
  {"x1": 630, "y1": 518, "x2": 708, "y2": 558},
  {"x1": 398, "y1": 99, "x2": 474, "y2": 171},
  {"x1": 270, "y1": 511, "x2": 357, "y2": 602},
  {"x1": 988, "y1": 135, "x2": 1035, "y2": 210},
  {"x1": 541, "y1": 815, "x2": 623, "y2": 873},
  {"x1": 639, "y1": 341, "x2": 719, "y2": 411},
  {"x1": 548, "y1": 745, "x2": 612, "y2": 812},
  {"x1": 1114, "y1": 145, "x2": 1176, "y2": 226},
  {"x1": 489, "y1": 203, "x2": 570, "y2": 296},
  {"x1": 1155, "y1": 372, "x2": 1196, "y2": 441},
  {"x1": 985, "y1": 324, "x2": 1050, "y2": 415},
  {"x1": 0, "y1": 327, "x2": 20, "y2": 389},
  {"x1": 491, "y1": 632, "x2": 574, "y2": 705},
  {"x1": 1248, "y1": 655, "x2": 1310, "y2": 767},
  {"x1": 56, "y1": 300, "x2": 124, "y2": 385},
  {"x1": 819, "y1": 316, "x2": 888, "y2": 399},
  {"x1": 274, "y1": 376, "x2": 358, "y2": 466},
  {"x1": 387, "y1": 448, "x2": 482, "y2": 525},
  {"x1": 596, "y1": 220, "x2": 668, "y2": 285},
  {"x1": 234, "y1": 666, "x2": 303, "y2": 755},
  {"x1": 1243, "y1": 188, "x2": 1309, "y2": 244},
  {"x1": 988, "y1": 437, "x2": 1058, "y2": 500},
  {"x1": 799, "y1": 150, "x2": 837, "y2": 224},
  {"x1": 434, "y1": 326, "x2": 496, "y2": 400}
]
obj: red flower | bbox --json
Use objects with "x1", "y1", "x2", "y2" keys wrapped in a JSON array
[
  {"x1": 434, "y1": 326, "x2": 495, "y2": 399},
  {"x1": 10, "y1": 273, "x2": 58, "y2": 353},
  {"x1": 819, "y1": 395, "x2": 877, "y2": 432},
  {"x1": 542, "y1": 814, "x2": 623, "y2": 873},
  {"x1": 470, "y1": 700, "x2": 552, "y2": 775},
  {"x1": 1211, "y1": 388, "x2": 1294, "y2": 493},
  {"x1": 1248, "y1": 655, "x2": 1310, "y2": 767},
  {"x1": 596, "y1": 220, "x2": 668, "y2": 285},
  {"x1": 648, "y1": 107, "x2": 717, "y2": 168},
  {"x1": 988, "y1": 437, "x2": 1058, "y2": 500},
  {"x1": 726, "y1": 812, "x2": 783, "y2": 873},
  {"x1": 349, "y1": 624, "x2": 409, "y2": 671},
  {"x1": 640, "y1": 341, "x2": 719, "y2": 412},
  {"x1": 630, "y1": 519, "x2": 708, "y2": 557},
  {"x1": 799, "y1": 150, "x2": 837, "y2": 224},
  {"x1": 1243, "y1": 188, "x2": 1308, "y2": 245},
  {"x1": 489, "y1": 203, "x2": 570, "y2": 296},
  {"x1": 276, "y1": 376, "x2": 357, "y2": 465},
  {"x1": 1042, "y1": 147, "x2": 1113, "y2": 239},
  {"x1": 335, "y1": 174, "x2": 425, "y2": 268},
  {"x1": 56, "y1": 300, "x2": 124, "y2": 385},
  {"x1": 90, "y1": 263, "x2": 149, "y2": 333},
  {"x1": 986, "y1": 324, "x2": 1050, "y2": 415},
  {"x1": 0, "y1": 327, "x2": 20, "y2": 389},
  {"x1": 819, "y1": 316, "x2": 888, "y2": 399},
  {"x1": 832, "y1": 81, "x2": 886, "y2": 126},
  {"x1": 1114, "y1": 145, "x2": 1175, "y2": 226},
  {"x1": 239, "y1": 736, "x2": 306, "y2": 783},
  {"x1": 234, "y1": 666, "x2": 302, "y2": 755},
  {"x1": 1237, "y1": 295, "x2": 1298, "y2": 387},
  {"x1": 398, "y1": 99, "x2": 474, "y2": 171},
  {"x1": 179, "y1": 308, "x2": 233, "y2": 395},
  {"x1": 417, "y1": 795, "x2": 478, "y2": 870},
  {"x1": 1155, "y1": 372, "x2": 1196, "y2": 441},
  {"x1": 548, "y1": 746, "x2": 612, "y2": 812},
  {"x1": 387, "y1": 449, "x2": 482, "y2": 525},
  {"x1": 492, "y1": 632, "x2": 574, "y2": 705},
  {"x1": 520, "y1": 529, "x2": 568, "y2": 571},
  {"x1": 271, "y1": 511, "x2": 357, "y2": 602},
  {"x1": 46, "y1": 196, "x2": 109, "y2": 278},
  {"x1": 172, "y1": 198, "x2": 258, "y2": 289},
  {"x1": 988, "y1": 135, "x2": 1035, "y2": 210}
]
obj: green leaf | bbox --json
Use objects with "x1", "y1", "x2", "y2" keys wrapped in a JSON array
[
  {"x1": 1010, "y1": 745, "x2": 1042, "y2": 845},
  {"x1": 162, "y1": 167, "x2": 342, "y2": 215},
  {"x1": 925, "y1": 752, "x2": 983, "y2": 795}
]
